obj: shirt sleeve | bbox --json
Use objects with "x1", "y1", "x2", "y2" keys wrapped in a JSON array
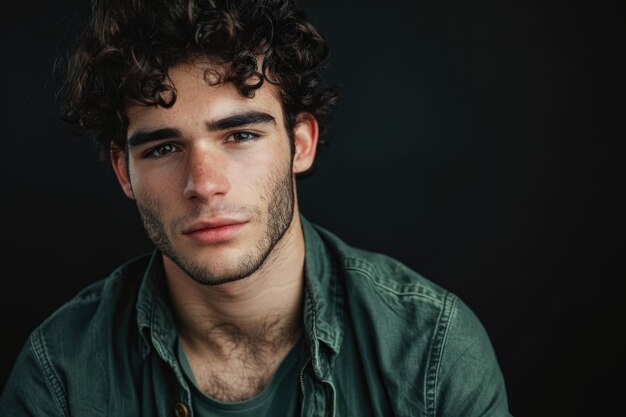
[
  {"x1": 434, "y1": 297, "x2": 512, "y2": 417},
  {"x1": 0, "y1": 330, "x2": 67, "y2": 417}
]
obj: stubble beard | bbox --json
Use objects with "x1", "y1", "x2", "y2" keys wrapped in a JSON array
[{"x1": 135, "y1": 165, "x2": 295, "y2": 286}]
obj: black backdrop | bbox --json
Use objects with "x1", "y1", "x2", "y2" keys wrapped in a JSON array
[{"x1": 1, "y1": 1, "x2": 625, "y2": 416}]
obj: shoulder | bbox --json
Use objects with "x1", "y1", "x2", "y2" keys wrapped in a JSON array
[
  {"x1": 313, "y1": 222, "x2": 451, "y2": 310},
  {"x1": 31, "y1": 253, "x2": 153, "y2": 357},
  {"x1": 313, "y1": 222, "x2": 463, "y2": 362},
  {"x1": 37, "y1": 253, "x2": 151, "y2": 339},
  {"x1": 313, "y1": 223, "x2": 510, "y2": 416},
  {"x1": 1, "y1": 253, "x2": 153, "y2": 417}
]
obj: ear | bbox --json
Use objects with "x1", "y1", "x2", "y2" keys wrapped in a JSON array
[
  {"x1": 110, "y1": 143, "x2": 135, "y2": 200},
  {"x1": 292, "y1": 113, "x2": 319, "y2": 174}
]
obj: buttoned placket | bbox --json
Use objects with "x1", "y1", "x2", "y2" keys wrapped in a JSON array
[
  {"x1": 136, "y1": 252, "x2": 195, "y2": 417},
  {"x1": 152, "y1": 295, "x2": 195, "y2": 417}
]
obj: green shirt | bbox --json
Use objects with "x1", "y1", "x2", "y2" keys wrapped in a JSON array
[
  {"x1": 0, "y1": 216, "x2": 511, "y2": 416},
  {"x1": 177, "y1": 337, "x2": 305, "y2": 416}
]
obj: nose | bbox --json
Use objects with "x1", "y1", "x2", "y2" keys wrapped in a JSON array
[{"x1": 182, "y1": 147, "x2": 230, "y2": 202}]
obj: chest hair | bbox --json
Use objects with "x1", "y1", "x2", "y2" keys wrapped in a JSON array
[{"x1": 184, "y1": 322, "x2": 300, "y2": 402}]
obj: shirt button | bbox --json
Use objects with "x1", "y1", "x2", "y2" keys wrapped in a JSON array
[{"x1": 173, "y1": 402, "x2": 189, "y2": 417}]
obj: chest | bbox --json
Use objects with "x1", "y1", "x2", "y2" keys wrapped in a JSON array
[
  {"x1": 187, "y1": 356, "x2": 279, "y2": 402},
  {"x1": 97, "y1": 345, "x2": 421, "y2": 417}
]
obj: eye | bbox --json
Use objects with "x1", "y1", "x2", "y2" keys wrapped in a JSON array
[
  {"x1": 144, "y1": 143, "x2": 179, "y2": 158},
  {"x1": 225, "y1": 131, "x2": 260, "y2": 143}
]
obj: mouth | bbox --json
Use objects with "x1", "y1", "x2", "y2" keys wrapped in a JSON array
[{"x1": 182, "y1": 219, "x2": 248, "y2": 245}]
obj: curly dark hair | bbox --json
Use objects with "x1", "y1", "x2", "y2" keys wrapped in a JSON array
[{"x1": 56, "y1": 0, "x2": 339, "y2": 169}]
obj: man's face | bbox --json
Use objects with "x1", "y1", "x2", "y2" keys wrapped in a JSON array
[{"x1": 113, "y1": 61, "x2": 312, "y2": 286}]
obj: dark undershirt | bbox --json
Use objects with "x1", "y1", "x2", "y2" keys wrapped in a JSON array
[{"x1": 177, "y1": 337, "x2": 306, "y2": 416}]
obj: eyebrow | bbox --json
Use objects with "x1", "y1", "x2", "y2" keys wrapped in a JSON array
[
  {"x1": 127, "y1": 128, "x2": 180, "y2": 148},
  {"x1": 126, "y1": 111, "x2": 277, "y2": 148},
  {"x1": 206, "y1": 111, "x2": 276, "y2": 132}
]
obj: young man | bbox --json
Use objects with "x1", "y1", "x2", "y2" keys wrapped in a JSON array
[{"x1": 1, "y1": 0, "x2": 511, "y2": 416}]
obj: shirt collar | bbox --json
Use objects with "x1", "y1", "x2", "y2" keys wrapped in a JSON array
[
  {"x1": 300, "y1": 215, "x2": 344, "y2": 378},
  {"x1": 136, "y1": 251, "x2": 178, "y2": 360}
]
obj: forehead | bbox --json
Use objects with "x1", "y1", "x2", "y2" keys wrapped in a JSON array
[{"x1": 126, "y1": 60, "x2": 284, "y2": 132}]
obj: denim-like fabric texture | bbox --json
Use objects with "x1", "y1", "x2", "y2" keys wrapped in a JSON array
[{"x1": 1, "y1": 216, "x2": 511, "y2": 416}]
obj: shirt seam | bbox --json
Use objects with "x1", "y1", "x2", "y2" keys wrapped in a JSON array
[
  {"x1": 342, "y1": 264, "x2": 444, "y2": 306},
  {"x1": 425, "y1": 292, "x2": 457, "y2": 417},
  {"x1": 304, "y1": 278, "x2": 322, "y2": 375},
  {"x1": 30, "y1": 327, "x2": 70, "y2": 417}
]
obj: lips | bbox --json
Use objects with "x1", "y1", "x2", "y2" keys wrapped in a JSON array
[{"x1": 182, "y1": 219, "x2": 247, "y2": 245}]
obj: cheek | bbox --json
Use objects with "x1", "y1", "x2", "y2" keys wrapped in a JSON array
[
  {"x1": 230, "y1": 147, "x2": 278, "y2": 185},
  {"x1": 244, "y1": 151, "x2": 291, "y2": 193},
  {"x1": 130, "y1": 155, "x2": 186, "y2": 188},
  {"x1": 130, "y1": 168, "x2": 181, "y2": 209}
]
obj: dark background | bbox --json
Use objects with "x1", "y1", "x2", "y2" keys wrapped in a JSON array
[{"x1": 1, "y1": 0, "x2": 624, "y2": 415}]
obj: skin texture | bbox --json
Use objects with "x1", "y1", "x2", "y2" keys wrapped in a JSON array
[
  {"x1": 133, "y1": 137, "x2": 295, "y2": 286},
  {"x1": 111, "y1": 60, "x2": 319, "y2": 401}
]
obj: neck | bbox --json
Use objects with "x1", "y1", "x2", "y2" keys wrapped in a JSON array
[{"x1": 164, "y1": 212, "x2": 305, "y2": 355}]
